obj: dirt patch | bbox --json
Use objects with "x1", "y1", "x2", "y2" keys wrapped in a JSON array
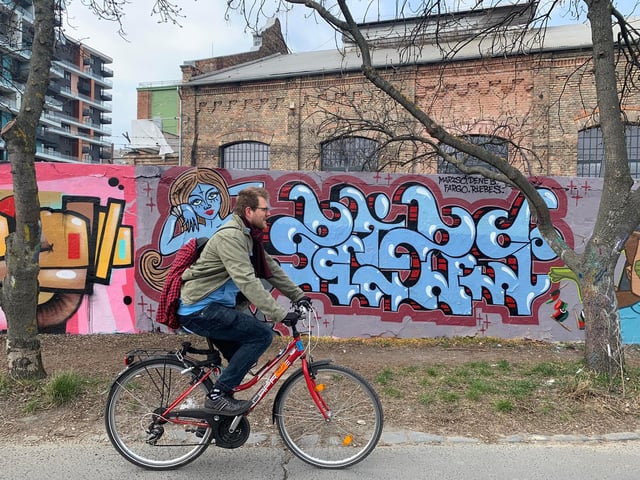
[{"x1": 1, "y1": 333, "x2": 640, "y2": 445}]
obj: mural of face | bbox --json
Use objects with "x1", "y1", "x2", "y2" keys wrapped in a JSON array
[{"x1": 189, "y1": 183, "x2": 221, "y2": 221}]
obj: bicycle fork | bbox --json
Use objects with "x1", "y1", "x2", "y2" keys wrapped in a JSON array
[{"x1": 302, "y1": 359, "x2": 331, "y2": 420}]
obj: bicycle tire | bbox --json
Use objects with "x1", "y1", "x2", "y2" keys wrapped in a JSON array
[
  {"x1": 104, "y1": 356, "x2": 215, "y2": 470},
  {"x1": 274, "y1": 363, "x2": 384, "y2": 468}
]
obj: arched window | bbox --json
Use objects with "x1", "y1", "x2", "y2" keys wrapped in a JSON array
[
  {"x1": 577, "y1": 125, "x2": 640, "y2": 178},
  {"x1": 320, "y1": 136, "x2": 378, "y2": 171},
  {"x1": 437, "y1": 135, "x2": 507, "y2": 174},
  {"x1": 221, "y1": 141, "x2": 270, "y2": 170}
]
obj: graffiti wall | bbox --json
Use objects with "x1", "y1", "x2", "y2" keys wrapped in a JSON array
[
  {"x1": 0, "y1": 164, "x2": 136, "y2": 334},
  {"x1": 1, "y1": 164, "x2": 639, "y2": 343}
]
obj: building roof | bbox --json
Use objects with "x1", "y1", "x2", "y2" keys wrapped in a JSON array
[{"x1": 184, "y1": 21, "x2": 594, "y2": 87}]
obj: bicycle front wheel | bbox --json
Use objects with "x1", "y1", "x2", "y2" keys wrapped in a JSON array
[
  {"x1": 104, "y1": 356, "x2": 214, "y2": 470},
  {"x1": 274, "y1": 363, "x2": 384, "y2": 468}
]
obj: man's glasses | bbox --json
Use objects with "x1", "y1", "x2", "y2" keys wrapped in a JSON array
[{"x1": 254, "y1": 207, "x2": 270, "y2": 212}]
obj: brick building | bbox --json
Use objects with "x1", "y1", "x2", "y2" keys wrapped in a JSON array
[{"x1": 143, "y1": 4, "x2": 640, "y2": 176}]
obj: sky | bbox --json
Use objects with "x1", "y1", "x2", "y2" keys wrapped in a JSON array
[
  {"x1": 63, "y1": 2, "x2": 338, "y2": 150},
  {"x1": 61, "y1": 1, "x2": 638, "y2": 151}
]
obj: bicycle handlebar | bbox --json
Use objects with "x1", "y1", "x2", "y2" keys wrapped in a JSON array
[{"x1": 284, "y1": 303, "x2": 314, "y2": 336}]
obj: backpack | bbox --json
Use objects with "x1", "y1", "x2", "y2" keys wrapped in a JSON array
[{"x1": 156, "y1": 237, "x2": 208, "y2": 330}]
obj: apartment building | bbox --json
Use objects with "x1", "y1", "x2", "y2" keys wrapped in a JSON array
[{"x1": 0, "y1": 0, "x2": 113, "y2": 163}]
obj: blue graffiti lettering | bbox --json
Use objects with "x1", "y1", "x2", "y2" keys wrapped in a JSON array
[{"x1": 270, "y1": 182, "x2": 559, "y2": 316}]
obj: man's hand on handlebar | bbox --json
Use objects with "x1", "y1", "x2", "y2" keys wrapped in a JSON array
[
  {"x1": 295, "y1": 296, "x2": 313, "y2": 310},
  {"x1": 282, "y1": 312, "x2": 300, "y2": 327}
]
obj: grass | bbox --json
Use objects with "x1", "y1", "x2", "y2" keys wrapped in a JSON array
[
  {"x1": 0, "y1": 370, "x2": 96, "y2": 413},
  {"x1": 45, "y1": 371, "x2": 88, "y2": 405},
  {"x1": 373, "y1": 357, "x2": 640, "y2": 416}
]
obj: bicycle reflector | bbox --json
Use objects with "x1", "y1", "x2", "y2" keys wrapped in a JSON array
[
  {"x1": 343, "y1": 434, "x2": 353, "y2": 446},
  {"x1": 314, "y1": 384, "x2": 325, "y2": 392},
  {"x1": 124, "y1": 354, "x2": 135, "y2": 366}
]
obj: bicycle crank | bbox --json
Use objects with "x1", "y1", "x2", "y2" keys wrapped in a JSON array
[{"x1": 213, "y1": 416, "x2": 250, "y2": 449}]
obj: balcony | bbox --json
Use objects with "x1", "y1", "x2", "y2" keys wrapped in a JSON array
[
  {"x1": 0, "y1": 75, "x2": 15, "y2": 93},
  {"x1": 44, "y1": 95, "x2": 63, "y2": 111},
  {"x1": 101, "y1": 65, "x2": 113, "y2": 77},
  {"x1": 52, "y1": 60, "x2": 113, "y2": 88},
  {"x1": 77, "y1": 78, "x2": 91, "y2": 95},
  {"x1": 49, "y1": 62, "x2": 64, "y2": 78},
  {"x1": 35, "y1": 145, "x2": 84, "y2": 164},
  {"x1": 58, "y1": 86, "x2": 112, "y2": 112},
  {"x1": 0, "y1": 36, "x2": 30, "y2": 60},
  {"x1": 47, "y1": 123, "x2": 112, "y2": 147}
]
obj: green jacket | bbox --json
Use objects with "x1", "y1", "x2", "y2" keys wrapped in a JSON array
[{"x1": 180, "y1": 214, "x2": 304, "y2": 322}]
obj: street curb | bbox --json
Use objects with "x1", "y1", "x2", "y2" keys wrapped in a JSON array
[
  {"x1": 12, "y1": 429, "x2": 640, "y2": 447},
  {"x1": 237, "y1": 429, "x2": 640, "y2": 447},
  {"x1": 376, "y1": 429, "x2": 640, "y2": 446}
]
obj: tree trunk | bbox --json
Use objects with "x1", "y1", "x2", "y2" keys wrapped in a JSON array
[
  {"x1": 580, "y1": 257, "x2": 624, "y2": 378},
  {"x1": 1, "y1": 0, "x2": 56, "y2": 379},
  {"x1": 580, "y1": 0, "x2": 637, "y2": 375}
]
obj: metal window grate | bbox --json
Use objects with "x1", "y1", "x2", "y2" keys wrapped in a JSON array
[
  {"x1": 437, "y1": 135, "x2": 506, "y2": 174},
  {"x1": 627, "y1": 125, "x2": 640, "y2": 178},
  {"x1": 577, "y1": 127, "x2": 604, "y2": 177},
  {"x1": 221, "y1": 142, "x2": 270, "y2": 170},
  {"x1": 577, "y1": 125, "x2": 640, "y2": 178},
  {"x1": 320, "y1": 137, "x2": 379, "y2": 171}
]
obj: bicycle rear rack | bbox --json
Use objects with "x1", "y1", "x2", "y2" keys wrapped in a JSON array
[
  {"x1": 123, "y1": 349, "x2": 180, "y2": 366},
  {"x1": 123, "y1": 341, "x2": 222, "y2": 368}
]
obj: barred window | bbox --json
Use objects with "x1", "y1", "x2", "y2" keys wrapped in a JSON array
[
  {"x1": 437, "y1": 135, "x2": 506, "y2": 174},
  {"x1": 320, "y1": 136, "x2": 378, "y2": 171},
  {"x1": 577, "y1": 125, "x2": 640, "y2": 178},
  {"x1": 221, "y1": 141, "x2": 270, "y2": 170}
]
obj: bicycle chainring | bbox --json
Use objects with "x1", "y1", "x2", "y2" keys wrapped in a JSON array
[{"x1": 213, "y1": 416, "x2": 251, "y2": 449}]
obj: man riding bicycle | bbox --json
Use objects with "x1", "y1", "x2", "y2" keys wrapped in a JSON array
[{"x1": 177, "y1": 187, "x2": 311, "y2": 416}]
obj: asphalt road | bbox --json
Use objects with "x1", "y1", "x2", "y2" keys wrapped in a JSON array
[{"x1": 1, "y1": 441, "x2": 639, "y2": 480}]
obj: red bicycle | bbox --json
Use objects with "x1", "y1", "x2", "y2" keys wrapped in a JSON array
[{"x1": 104, "y1": 305, "x2": 384, "y2": 470}]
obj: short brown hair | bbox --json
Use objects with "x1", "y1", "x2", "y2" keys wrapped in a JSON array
[{"x1": 234, "y1": 187, "x2": 270, "y2": 216}]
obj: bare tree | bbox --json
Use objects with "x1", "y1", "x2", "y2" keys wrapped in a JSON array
[
  {"x1": 227, "y1": 0, "x2": 640, "y2": 378},
  {"x1": 1, "y1": 0, "x2": 55, "y2": 379},
  {"x1": 0, "y1": 0, "x2": 185, "y2": 379}
]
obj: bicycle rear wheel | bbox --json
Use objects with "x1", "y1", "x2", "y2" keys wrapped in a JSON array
[
  {"x1": 274, "y1": 363, "x2": 384, "y2": 468},
  {"x1": 104, "y1": 356, "x2": 214, "y2": 470}
]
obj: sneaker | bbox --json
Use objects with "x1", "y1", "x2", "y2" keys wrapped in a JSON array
[{"x1": 204, "y1": 393, "x2": 251, "y2": 416}]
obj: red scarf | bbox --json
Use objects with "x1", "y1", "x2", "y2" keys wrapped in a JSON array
[{"x1": 242, "y1": 216, "x2": 272, "y2": 279}]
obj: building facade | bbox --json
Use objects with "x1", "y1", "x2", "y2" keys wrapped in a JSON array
[
  {"x1": 133, "y1": 17, "x2": 288, "y2": 165},
  {"x1": 0, "y1": 0, "x2": 113, "y2": 163},
  {"x1": 155, "y1": 4, "x2": 640, "y2": 178}
]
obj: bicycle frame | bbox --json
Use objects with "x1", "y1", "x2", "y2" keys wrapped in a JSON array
[
  {"x1": 239, "y1": 335, "x2": 329, "y2": 420},
  {"x1": 159, "y1": 313, "x2": 330, "y2": 430}
]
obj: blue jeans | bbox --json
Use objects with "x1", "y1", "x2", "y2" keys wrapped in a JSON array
[{"x1": 178, "y1": 302, "x2": 274, "y2": 393}]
